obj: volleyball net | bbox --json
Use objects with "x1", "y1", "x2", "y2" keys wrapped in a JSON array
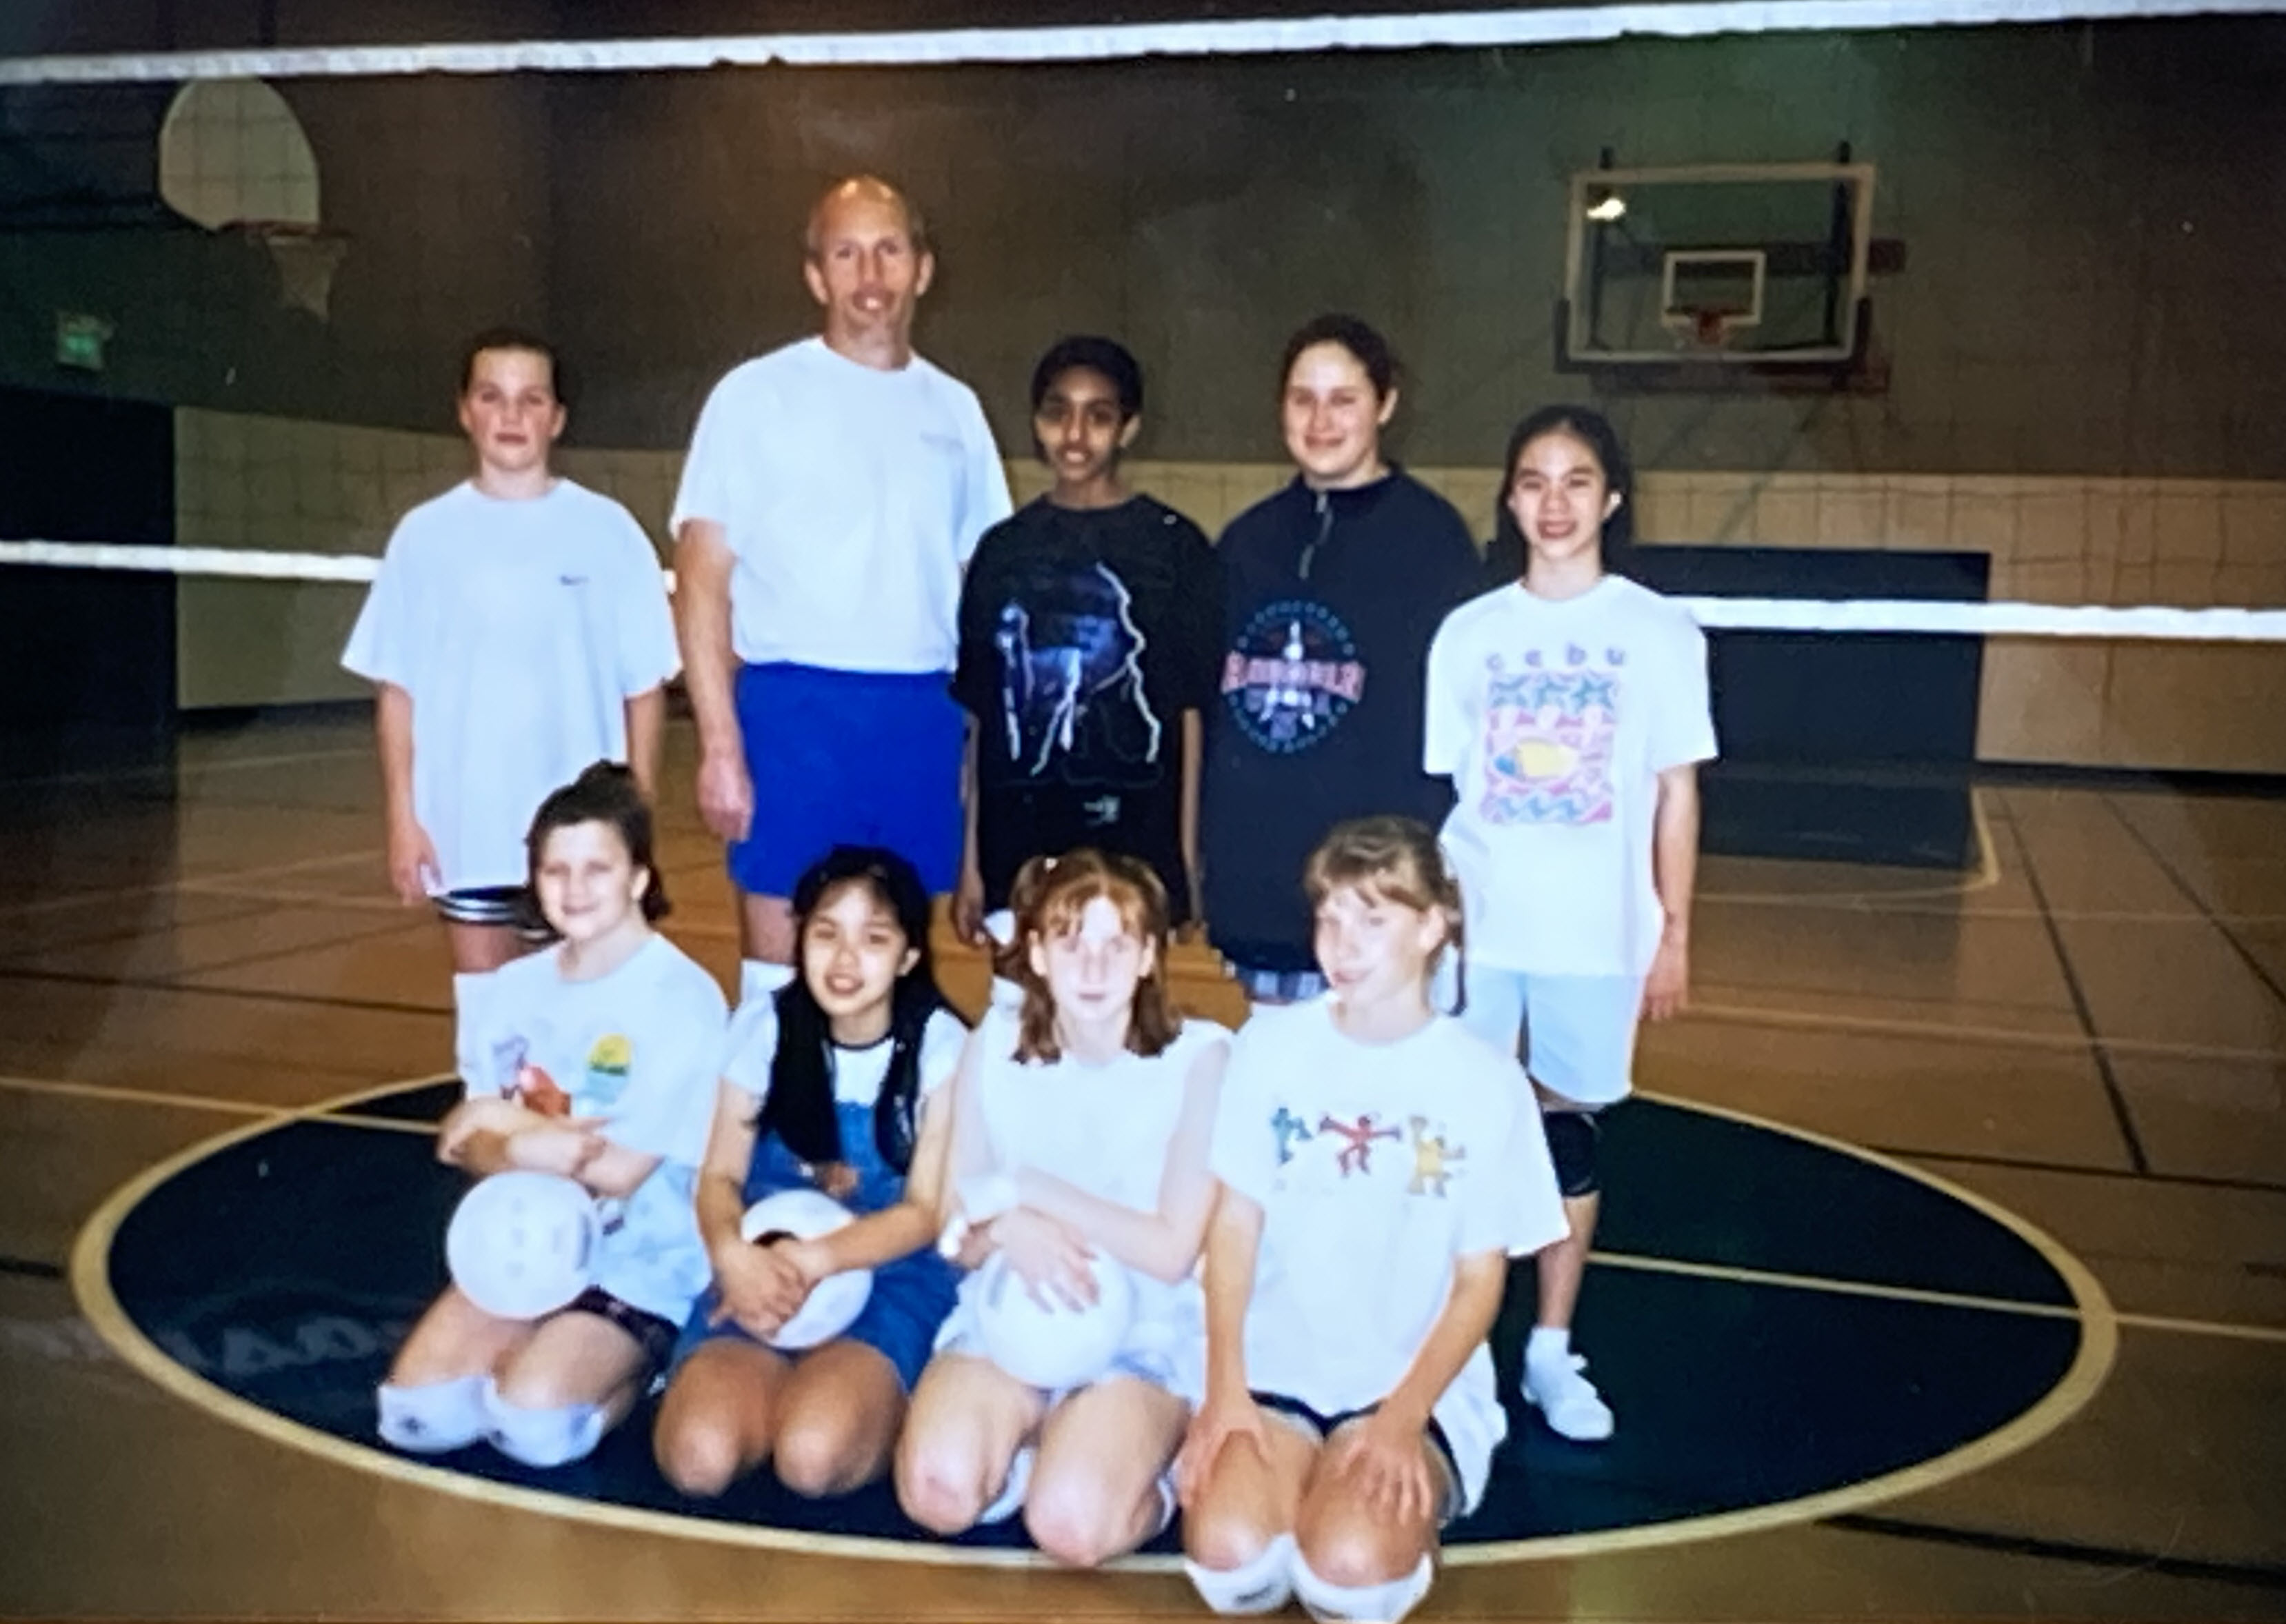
[{"x1": 3, "y1": 2, "x2": 2285, "y2": 863}]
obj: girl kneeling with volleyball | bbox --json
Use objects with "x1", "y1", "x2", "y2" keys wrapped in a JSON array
[
  {"x1": 652, "y1": 846, "x2": 967, "y2": 1500},
  {"x1": 376, "y1": 763, "x2": 728, "y2": 1468},
  {"x1": 896, "y1": 850, "x2": 1230, "y2": 1566},
  {"x1": 1176, "y1": 818, "x2": 1568, "y2": 1623}
]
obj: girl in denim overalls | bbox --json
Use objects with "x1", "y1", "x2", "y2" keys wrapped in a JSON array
[{"x1": 653, "y1": 846, "x2": 966, "y2": 1501}]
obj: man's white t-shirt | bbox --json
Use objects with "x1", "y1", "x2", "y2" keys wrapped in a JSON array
[
  {"x1": 462, "y1": 934, "x2": 730, "y2": 1324},
  {"x1": 1425, "y1": 576, "x2": 1717, "y2": 978},
  {"x1": 341, "y1": 479, "x2": 679, "y2": 896},
  {"x1": 670, "y1": 337, "x2": 1012, "y2": 674},
  {"x1": 1210, "y1": 997, "x2": 1568, "y2": 1512}
]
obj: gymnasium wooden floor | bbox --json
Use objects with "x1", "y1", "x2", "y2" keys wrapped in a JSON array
[{"x1": 2, "y1": 716, "x2": 2281, "y2": 1621}]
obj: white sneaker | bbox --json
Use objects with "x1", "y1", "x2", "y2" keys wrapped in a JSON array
[{"x1": 1523, "y1": 1352, "x2": 1615, "y2": 1442}]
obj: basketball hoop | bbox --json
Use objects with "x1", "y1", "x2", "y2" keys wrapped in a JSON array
[{"x1": 234, "y1": 219, "x2": 351, "y2": 321}]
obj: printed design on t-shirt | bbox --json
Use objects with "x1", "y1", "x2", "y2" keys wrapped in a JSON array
[
  {"x1": 992, "y1": 562, "x2": 1162, "y2": 788},
  {"x1": 1270, "y1": 1105, "x2": 1315, "y2": 1165},
  {"x1": 583, "y1": 1034, "x2": 633, "y2": 1110},
  {"x1": 492, "y1": 1036, "x2": 573, "y2": 1116},
  {"x1": 1221, "y1": 599, "x2": 1365, "y2": 754},
  {"x1": 1406, "y1": 1116, "x2": 1465, "y2": 1199},
  {"x1": 1318, "y1": 1111, "x2": 1402, "y2": 1176},
  {"x1": 1477, "y1": 648, "x2": 1624, "y2": 826}
]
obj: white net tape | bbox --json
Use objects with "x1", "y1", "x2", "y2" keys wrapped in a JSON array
[
  {"x1": 5, "y1": 538, "x2": 2282, "y2": 641},
  {"x1": 2, "y1": 0, "x2": 2281, "y2": 84}
]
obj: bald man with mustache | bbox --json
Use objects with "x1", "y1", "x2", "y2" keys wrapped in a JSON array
[{"x1": 672, "y1": 177, "x2": 1012, "y2": 1006}]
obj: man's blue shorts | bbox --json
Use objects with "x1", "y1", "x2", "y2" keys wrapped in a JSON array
[{"x1": 730, "y1": 661, "x2": 965, "y2": 898}]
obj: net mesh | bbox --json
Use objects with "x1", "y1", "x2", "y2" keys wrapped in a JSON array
[{"x1": 3, "y1": 8, "x2": 2285, "y2": 783}]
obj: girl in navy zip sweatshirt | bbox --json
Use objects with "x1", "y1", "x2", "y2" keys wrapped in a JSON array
[{"x1": 1201, "y1": 316, "x2": 1483, "y2": 1003}]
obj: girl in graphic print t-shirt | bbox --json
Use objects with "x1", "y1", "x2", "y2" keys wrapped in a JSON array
[
  {"x1": 1424, "y1": 404, "x2": 1717, "y2": 1445},
  {"x1": 1176, "y1": 817, "x2": 1566, "y2": 1624},
  {"x1": 375, "y1": 764, "x2": 726, "y2": 1470}
]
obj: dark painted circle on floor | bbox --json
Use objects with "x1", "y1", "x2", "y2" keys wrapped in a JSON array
[{"x1": 95, "y1": 1085, "x2": 2098, "y2": 1556}]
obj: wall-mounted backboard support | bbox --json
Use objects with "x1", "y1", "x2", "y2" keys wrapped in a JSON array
[{"x1": 1557, "y1": 159, "x2": 1887, "y2": 388}]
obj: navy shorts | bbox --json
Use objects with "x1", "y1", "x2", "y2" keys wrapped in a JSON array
[
  {"x1": 730, "y1": 663, "x2": 965, "y2": 898},
  {"x1": 1252, "y1": 1390, "x2": 1465, "y2": 1525},
  {"x1": 671, "y1": 1252, "x2": 958, "y2": 1394}
]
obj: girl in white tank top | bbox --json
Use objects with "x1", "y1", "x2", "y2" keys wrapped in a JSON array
[{"x1": 894, "y1": 850, "x2": 1227, "y2": 1567}]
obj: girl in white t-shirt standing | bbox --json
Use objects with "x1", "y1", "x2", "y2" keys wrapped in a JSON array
[
  {"x1": 652, "y1": 845, "x2": 967, "y2": 1501},
  {"x1": 342, "y1": 329, "x2": 681, "y2": 1076},
  {"x1": 1424, "y1": 404, "x2": 1718, "y2": 1444},
  {"x1": 896, "y1": 850, "x2": 1228, "y2": 1567},
  {"x1": 1177, "y1": 817, "x2": 1567, "y2": 1623},
  {"x1": 376, "y1": 763, "x2": 728, "y2": 1468}
]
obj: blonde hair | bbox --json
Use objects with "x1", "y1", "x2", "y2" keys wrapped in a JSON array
[
  {"x1": 1003, "y1": 849, "x2": 1181, "y2": 1063},
  {"x1": 1303, "y1": 816, "x2": 1463, "y2": 960}
]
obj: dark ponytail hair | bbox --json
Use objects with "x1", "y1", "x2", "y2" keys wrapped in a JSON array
[
  {"x1": 754, "y1": 845, "x2": 959, "y2": 1177},
  {"x1": 524, "y1": 760, "x2": 668, "y2": 921}
]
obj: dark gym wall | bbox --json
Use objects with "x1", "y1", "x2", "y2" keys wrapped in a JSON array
[
  {"x1": 545, "y1": 21, "x2": 2286, "y2": 477},
  {"x1": 0, "y1": 0, "x2": 557, "y2": 434},
  {"x1": 4, "y1": 10, "x2": 2284, "y2": 475}
]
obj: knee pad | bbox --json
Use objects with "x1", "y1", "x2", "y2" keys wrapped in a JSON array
[
  {"x1": 483, "y1": 1381, "x2": 606, "y2": 1468},
  {"x1": 376, "y1": 1374, "x2": 490, "y2": 1453},
  {"x1": 1292, "y1": 1552, "x2": 1434, "y2": 1624},
  {"x1": 1184, "y1": 1532, "x2": 1296, "y2": 1616},
  {"x1": 1543, "y1": 1109, "x2": 1603, "y2": 1199}
]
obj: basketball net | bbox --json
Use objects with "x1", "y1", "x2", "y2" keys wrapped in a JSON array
[{"x1": 239, "y1": 221, "x2": 350, "y2": 321}]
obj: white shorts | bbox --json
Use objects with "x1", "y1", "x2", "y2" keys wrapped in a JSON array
[{"x1": 1456, "y1": 966, "x2": 1645, "y2": 1107}]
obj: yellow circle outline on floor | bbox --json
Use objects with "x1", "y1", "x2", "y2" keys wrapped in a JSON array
[{"x1": 70, "y1": 1075, "x2": 2118, "y2": 1572}]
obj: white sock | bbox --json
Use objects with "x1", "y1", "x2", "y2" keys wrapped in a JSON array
[
  {"x1": 1292, "y1": 1552, "x2": 1434, "y2": 1623},
  {"x1": 739, "y1": 959, "x2": 794, "y2": 1008},
  {"x1": 1185, "y1": 1532, "x2": 1296, "y2": 1615},
  {"x1": 450, "y1": 971, "x2": 497, "y2": 1089},
  {"x1": 1527, "y1": 1326, "x2": 1572, "y2": 1367}
]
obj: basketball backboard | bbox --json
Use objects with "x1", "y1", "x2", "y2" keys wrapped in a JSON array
[{"x1": 1557, "y1": 159, "x2": 1881, "y2": 379}]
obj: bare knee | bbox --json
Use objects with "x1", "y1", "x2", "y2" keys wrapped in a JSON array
[
  {"x1": 1185, "y1": 1505, "x2": 1282, "y2": 1574},
  {"x1": 492, "y1": 1354, "x2": 587, "y2": 1413},
  {"x1": 774, "y1": 1413, "x2": 870, "y2": 1500},
  {"x1": 1025, "y1": 1479, "x2": 1145, "y2": 1570},
  {"x1": 652, "y1": 1410, "x2": 746, "y2": 1499},
  {"x1": 895, "y1": 1443, "x2": 990, "y2": 1536}
]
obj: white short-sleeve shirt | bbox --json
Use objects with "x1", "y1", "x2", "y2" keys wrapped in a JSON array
[
  {"x1": 1425, "y1": 576, "x2": 1717, "y2": 977},
  {"x1": 463, "y1": 934, "x2": 730, "y2": 1323},
  {"x1": 719, "y1": 999, "x2": 968, "y2": 1109},
  {"x1": 1210, "y1": 996, "x2": 1570, "y2": 1512},
  {"x1": 341, "y1": 479, "x2": 679, "y2": 895},
  {"x1": 935, "y1": 1008, "x2": 1230, "y2": 1396},
  {"x1": 670, "y1": 337, "x2": 1012, "y2": 674}
]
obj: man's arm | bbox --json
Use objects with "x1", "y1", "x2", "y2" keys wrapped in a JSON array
[
  {"x1": 1644, "y1": 763, "x2": 1701, "y2": 1020},
  {"x1": 673, "y1": 521, "x2": 752, "y2": 844}
]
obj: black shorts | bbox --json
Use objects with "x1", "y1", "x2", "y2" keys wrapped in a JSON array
[
  {"x1": 563, "y1": 1285, "x2": 680, "y2": 1375},
  {"x1": 1250, "y1": 1389, "x2": 1465, "y2": 1524}
]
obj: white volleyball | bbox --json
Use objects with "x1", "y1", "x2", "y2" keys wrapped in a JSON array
[
  {"x1": 740, "y1": 1187, "x2": 874, "y2": 1352},
  {"x1": 445, "y1": 1170, "x2": 599, "y2": 1321},
  {"x1": 974, "y1": 1248, "x2": 1136, "y2": 1390}
]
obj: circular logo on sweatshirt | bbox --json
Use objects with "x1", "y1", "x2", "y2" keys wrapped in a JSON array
[{"x1": 1220, "y1": 599, "x2": 1366, "y2": 754}]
